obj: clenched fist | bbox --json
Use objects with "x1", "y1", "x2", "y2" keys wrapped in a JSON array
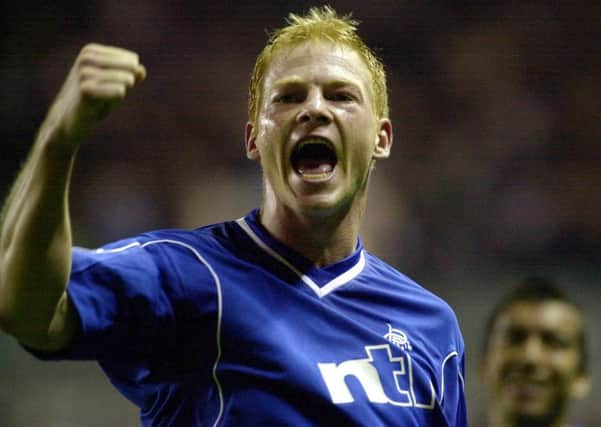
[{"x1": 43, "y1": 43, "x2": 146, "y2": 148}]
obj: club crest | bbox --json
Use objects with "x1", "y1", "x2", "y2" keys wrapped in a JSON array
[{"x1": 384, "y1": 323, "x2": 412, "y2": 351}]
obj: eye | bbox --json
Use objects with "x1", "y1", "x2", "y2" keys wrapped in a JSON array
[
  {"x1": 542, "y1": 333, "x2": 571, "y2": 350},
  {"x1": 505, "y1": 328, "x2": 527, "y2": 346},
  {"x1": 275, "y1": 92, "x2": 304, "y2": 103},
  {"x1": 327, "y1": 92, "x2": 355, "y2": 102}
]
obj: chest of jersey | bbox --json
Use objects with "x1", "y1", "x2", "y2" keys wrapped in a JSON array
[{"x1": 209, "y1": 263, "x2": 447, "y2": 425}]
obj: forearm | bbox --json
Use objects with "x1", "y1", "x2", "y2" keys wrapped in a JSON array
[
  {"x1": 0, "y1": 43, "x2": 145, "y2": 350},
  {"x1": 0, "y1": 125, "x2": 78, "y2": 347}
]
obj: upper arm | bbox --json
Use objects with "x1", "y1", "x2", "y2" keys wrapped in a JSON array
[{"x1": 43, "y1": 291, "x2": 78, "y2": 352}]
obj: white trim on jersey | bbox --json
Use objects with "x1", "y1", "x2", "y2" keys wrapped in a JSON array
[
  {"x1": 439, "y1": 351, "x2": 462, "y2": 406},
  {"x1": 139, "y1": 239, "x2": 225, "y2": 427},
  {"x1": 95, "y1": 241, "x2": 141, "y2": 254},
  {"x1": 236, "y1": 217, "x2": 366, "y2": 298}
]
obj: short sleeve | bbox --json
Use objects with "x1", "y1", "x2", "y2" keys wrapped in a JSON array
[
  {"x1": 63, "y1": 239, "x2": 170, "y2": 360},
  {"x1": 441, "y1": 339, "x2": 468, "y2": 426}
]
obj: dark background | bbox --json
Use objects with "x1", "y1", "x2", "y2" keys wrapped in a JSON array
[{"x1": 1, "y1": 1, "x2": 599, "y2": 425}]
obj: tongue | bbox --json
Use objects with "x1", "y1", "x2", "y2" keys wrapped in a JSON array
[{"x1": 297, "y1": 160, "x2": 333, "y2": 176}]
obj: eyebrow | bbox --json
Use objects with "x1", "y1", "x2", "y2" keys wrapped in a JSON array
[
  {"x1": 272, "y1": 76, "x2": 364, "y2": 92},
  {"x1": 272, "y1": 76, "x2": 304, "y2": 88},
  {"x1": 504, "y1": 324, "x2": 578, "y2": 340},
  {"x1": 271, "y1": 76, "x2": 366, "y2": 104}
]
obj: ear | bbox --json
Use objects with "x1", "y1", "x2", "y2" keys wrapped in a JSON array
[
  {"x1": 570, "y1": 373, "x2": 592, "y2": 399},
  {"x1": 479, "y1": 357, "x2": 492, "y2": 385},
  {"x1": 372, "y1": 118, "x2": 393, "y2": 159},
  {"x1": 245, "y1": 122, "x2": 260, "y2": 160}
]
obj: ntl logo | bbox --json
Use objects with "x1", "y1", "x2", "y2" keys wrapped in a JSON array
[{"x1": 317, "y1": 344, "x2": 436, "y2": 409}]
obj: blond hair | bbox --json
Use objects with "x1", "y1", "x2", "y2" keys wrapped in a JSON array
[{"x1": 248, "y1": 6, "x2": 389, "y2": 124}]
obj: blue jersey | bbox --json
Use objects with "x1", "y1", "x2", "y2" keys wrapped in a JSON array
[{"x1": 32, "y1": 209, "x2": 467, "y2": 426}]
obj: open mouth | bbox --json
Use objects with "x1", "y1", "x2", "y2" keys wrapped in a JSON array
[{"x1": 291, "y1": 138, "x2": 337, "y2": 180}]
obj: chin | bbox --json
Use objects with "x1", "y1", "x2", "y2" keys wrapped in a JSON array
[
  {"x1": 504, "y1": 401, "x2": 561, "y2": 427},
  {"x1": 297, "y1": 202, "x2": 340, "y2": 218},
  {"x1": 295, "y1": 196, "x2": 352, "y2": 218}
]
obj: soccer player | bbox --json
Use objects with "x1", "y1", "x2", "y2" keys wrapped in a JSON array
[
  {"x1": 480, "y1": 277, "x2": 591, "y2": 427},
  {"x1": 0, "y1": 7, "x2": 467, "y2": 426}
]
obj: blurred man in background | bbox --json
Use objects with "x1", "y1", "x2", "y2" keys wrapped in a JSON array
[{"x1": 480, "y1": 276, "x2": 591, "y2": 427}]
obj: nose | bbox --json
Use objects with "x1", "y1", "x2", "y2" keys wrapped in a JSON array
[
  {"x1": 521, "y1": 335, "x2": 546, "y2": 364},
  {"x1": 296, "y1": 91, "x2": 332, "y2": 125}
]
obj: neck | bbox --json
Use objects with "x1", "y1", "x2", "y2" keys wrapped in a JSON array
[{"x1": 260, "y1": 193, "x2": 367, "y2": 268}]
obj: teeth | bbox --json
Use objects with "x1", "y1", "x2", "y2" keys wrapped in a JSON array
[
  {"x1": 298, "y1": 165, "x2": 332, "y2": 177},
  {"x1": 300, "y1": 172, "x2": 330, "y2": 180},
  {"x1": 298, "y1": 138, "x2": 330, "y2": 150},
  {"x1": 292, "y1": 137, "x2": 336, "y2": 180}
]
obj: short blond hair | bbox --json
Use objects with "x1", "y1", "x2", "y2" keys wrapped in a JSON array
[{"x1": 248, "y1": 6, "x2": 389, "y2": 124}]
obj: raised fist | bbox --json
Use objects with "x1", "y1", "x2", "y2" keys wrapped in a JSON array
[{"x1": 44, "y1": 43, "x2": 146, "y2": 147}]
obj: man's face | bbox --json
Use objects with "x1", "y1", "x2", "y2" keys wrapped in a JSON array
[
  {"x1": 481, "y1": 301, "x2": 589, "y2": 425},
  {"x1": 245, "y1": 41, "x2": 391, "y2": 217}
]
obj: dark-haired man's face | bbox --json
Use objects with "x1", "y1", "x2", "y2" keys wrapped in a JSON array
[{"x1": 481, "y1": 301, "x2": 589, "y2": 426}]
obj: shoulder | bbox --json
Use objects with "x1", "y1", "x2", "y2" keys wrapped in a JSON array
[
  {"x1": 365, "y1": 253, "x2": 455, "y2": 311},
  {"x1": 74, "y1": 219, "x2": 237, "y2": 262},
  {"x1": 138, "y1": 219, "x2": 236, "y2": 250},
  {"x1": 364, "y1": 252, "x2": 464, "y2": 343},
  {"x1": 71, "y1": 218, "x2": 246, "y2": 287}
]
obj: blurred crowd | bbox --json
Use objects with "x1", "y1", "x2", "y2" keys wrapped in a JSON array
[
  {"x1": 1, "y1": 1, "x2": 599, "y2": 425},
  {"x1": 2, "y1": 1, "x2": 599, "y2": 278}
]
